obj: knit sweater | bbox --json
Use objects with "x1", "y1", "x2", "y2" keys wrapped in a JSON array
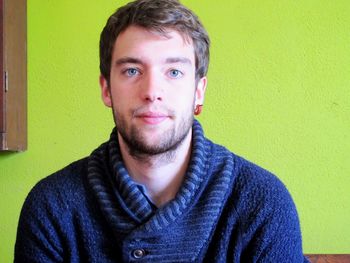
[{"x1": 15, "y1": 121, "x2": 309, "y2": 262}]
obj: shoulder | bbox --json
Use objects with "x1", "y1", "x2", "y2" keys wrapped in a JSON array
[
  {"x1": 232, "y1": 156, "x2": 296, "y2": 213},
  {"x1": 33, "y1": 157, "x2": 88, "y2": 193},
  {"x1": 210, "y1": 143, "x2": 294, "y2": 208},
  {"x1": 23, "y1": 157, "x2": 89, "y2": 213},
  {"x1": 199, "y1": 138, "x2": 294, "y2": 212},
  {"x1": 219, "y1": 155, "x2": 305, "y2": 260},
  {"x1": 206, "y1": 138, "x2": 299, "y2": 224},
  {"x1": 15, "y1": 157, "x2": 92, "y2": 261},
  {"x1": 204, "y1": 140, "x2": 291, "y2": 207},
  {"x1": 227, "y1": 155, "x2": 303, "y2": 244}
]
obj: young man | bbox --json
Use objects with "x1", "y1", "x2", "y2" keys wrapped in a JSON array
[{"x1": 15, "y1": 0, "x2": 309, "y2": 262}]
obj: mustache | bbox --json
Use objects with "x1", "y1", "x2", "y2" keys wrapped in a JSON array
[{"x1": 132, "y1": 106, "x2": 176, "y2": 117}]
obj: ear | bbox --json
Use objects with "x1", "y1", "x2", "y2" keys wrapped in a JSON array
[
  {"x1": 195, "y1": 76, "x2": 207, "y2": 105},
  {"x1": 100, "y1": 75, "x2": 112, "y2": 108}
]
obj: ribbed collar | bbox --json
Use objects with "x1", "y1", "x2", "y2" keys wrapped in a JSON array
[
  {"x1": 87, "y1": 120, "x2": 233, "y2": 239},
  {"x1": 108, "y1": 129, "x2": 156, "y2": 224}
]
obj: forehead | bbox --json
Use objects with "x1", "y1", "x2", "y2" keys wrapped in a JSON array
[{"x1": 112, "y1": 25, "x2": 195, "y2": 64}]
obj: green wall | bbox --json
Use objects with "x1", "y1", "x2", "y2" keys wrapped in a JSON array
[{"x1": 1, "y1": 0, "x2": 349, "y2": 261}]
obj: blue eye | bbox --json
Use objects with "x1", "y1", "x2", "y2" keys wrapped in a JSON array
[
  {"x1": 125, "y1": 68, "x2": 139, "y2": 76},
  {"x1": 169, "y1": 69, "x2": 183, "y2": 78}
]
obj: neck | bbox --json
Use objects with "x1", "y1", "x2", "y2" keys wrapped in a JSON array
[{"x1": 118, "y1": 130, "x2": 193, "y2": 207}]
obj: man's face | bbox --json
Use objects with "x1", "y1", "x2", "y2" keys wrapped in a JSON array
[{"x1": 100, "y1": 25, "x2": 206, "y2": 157}]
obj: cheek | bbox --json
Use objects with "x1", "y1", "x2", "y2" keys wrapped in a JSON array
[
  {"x1": 109, "y1": 83, "x2": 132, "y2": 103},
  {"x1": 172, "y1": 91, "x2": 196, "y2": 111}
]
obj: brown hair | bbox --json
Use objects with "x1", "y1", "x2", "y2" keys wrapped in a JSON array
[{"x1": 99, "y1": 0, "x2": 210, "y2": 84}]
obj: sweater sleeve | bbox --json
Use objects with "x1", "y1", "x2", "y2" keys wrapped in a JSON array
[
  {"x1": 234, "y1": 162, "x2": 309, "y2": 263},
  {"x1": 14, "y1": 177, "x2": 65, "y2": 263}
]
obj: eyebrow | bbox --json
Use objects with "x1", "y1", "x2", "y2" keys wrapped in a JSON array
[
  {"x1": 165, "y1": 57, "x2": 192, "y2": 65},
  {"x1": 114, "y1": 56, "x2": 192, "y2": 66},
  {"x1": 115, "y1": 57, "x2": 143, "y2": 66}
]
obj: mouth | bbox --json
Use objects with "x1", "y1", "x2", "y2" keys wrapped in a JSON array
[{"x1": 135, "y1": 112, "x2": 170, "y2": 125}]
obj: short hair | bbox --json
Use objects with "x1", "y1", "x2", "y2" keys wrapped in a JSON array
[{"x1": 99, "y1": 0, "x2": 210, "y2": 84}]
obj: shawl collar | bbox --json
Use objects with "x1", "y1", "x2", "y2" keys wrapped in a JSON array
[{"x1": 87, "y1": 120, "x2": 235, "y2": 260}]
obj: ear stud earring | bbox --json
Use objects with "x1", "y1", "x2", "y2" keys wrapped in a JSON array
[{"x1": 194, "y1": 104, "x2": 203, "y2": 115}]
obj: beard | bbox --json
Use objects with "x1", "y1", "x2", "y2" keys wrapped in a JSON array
[{"x1": 111, "y1": 104, "x2": 194, "y2": 161}]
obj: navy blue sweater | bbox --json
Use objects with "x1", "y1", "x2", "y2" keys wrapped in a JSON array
[{"x1": 15, "y1": 121, "x2": 308, "y2": 262}]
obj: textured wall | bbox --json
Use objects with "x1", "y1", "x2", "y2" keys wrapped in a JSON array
[{"x1": 1, "y1": 0, "x2": 349, "y2": 261}]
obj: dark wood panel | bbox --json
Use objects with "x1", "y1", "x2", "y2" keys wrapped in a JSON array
[
  {"x1": 0, "y1": 0, "x2": 4, "y2": 137},
  {"x1": 1, "y1": 0, "x2": 27, "y2": 151},
  {"x1": 306, "y1": 254, "x2": 350, "y2": 263}
]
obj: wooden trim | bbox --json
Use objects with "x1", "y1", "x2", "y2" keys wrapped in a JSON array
[
  {"x1": 0, "y1": 0, "x2": 27, "y2": 151},
  {"x1": 0, "y1": 0, "x2": 4, "y2": 136},
  {"x1": 306, "y1": 254, "x2": 350, "y2": 263}
]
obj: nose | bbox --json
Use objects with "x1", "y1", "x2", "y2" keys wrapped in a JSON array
[{"x1": 140, "y1": 71, "x2": 163, "y2": 102}]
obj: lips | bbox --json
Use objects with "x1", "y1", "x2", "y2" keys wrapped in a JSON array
[{"x1": 135, "y1": 112, "x2": 169, "y2": 125}]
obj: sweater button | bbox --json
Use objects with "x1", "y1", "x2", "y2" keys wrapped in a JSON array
[{"x1": 132, "y1": 249, "x2": 146, "y2": 259}]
